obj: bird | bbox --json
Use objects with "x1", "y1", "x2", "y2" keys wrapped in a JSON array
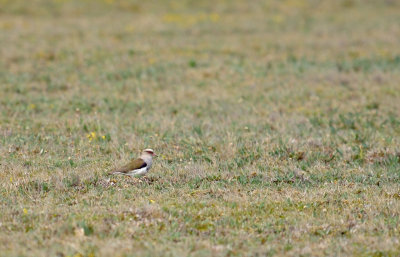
[{"x1": 109, "y1": 149, "x2": 156, "y2": 177}]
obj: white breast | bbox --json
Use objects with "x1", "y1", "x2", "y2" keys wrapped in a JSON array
[{"x1": 127, "y1": 167, "x2": 148, "y2": 177}]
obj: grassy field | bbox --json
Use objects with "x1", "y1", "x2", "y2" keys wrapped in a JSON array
[{"x1": 1, "y1": 0, "x2": 400, "y2": 256}]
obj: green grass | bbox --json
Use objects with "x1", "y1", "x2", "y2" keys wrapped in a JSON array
[{"x1": 1, "y1": 0, "x2": 400, "y2": 256}]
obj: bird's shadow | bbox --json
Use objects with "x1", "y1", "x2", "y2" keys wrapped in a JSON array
[
  {"x1": 102, "y1": 173, "x2": 158, "y2": 187},
  {"x1": 124, "y1": 176, "x2": 157, "y2": 186}
]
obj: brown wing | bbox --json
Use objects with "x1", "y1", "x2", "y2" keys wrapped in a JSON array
[{"x1": 109, "y1": 158, "x2": 147, "y2": 174}]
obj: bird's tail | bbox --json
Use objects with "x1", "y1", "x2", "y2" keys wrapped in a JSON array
[
  {"x1": 108, "y1": 170, "x2": 126, "y2": 176},
  {"x1": 107, "y1": 170, "x2": 117, "y2": 176}
]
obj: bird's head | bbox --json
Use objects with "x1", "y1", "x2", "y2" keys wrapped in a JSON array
[{"x1": 142, "y1": 148, "x2": 156, "y2": 157}]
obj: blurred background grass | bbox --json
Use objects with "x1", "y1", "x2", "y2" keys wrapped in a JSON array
[{"x1": 1, "y1": 0, "x2": 400, "y2": 256}]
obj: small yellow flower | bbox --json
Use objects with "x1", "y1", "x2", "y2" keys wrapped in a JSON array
[
  {"x1": 23, "y1": 208, "x2": 28, "y2": 214},
  {"x1": 150, "y1": 199, "x2": 155, "y2": 203},
  {"x1": 125, "y1": 25, "x2": 135, "y2": 32},
  {"x1": 272, "y1": 15, "x2": 285, "y2": 24},
  {"x1": 102, "y1": 135, "x2": 106, "y2": 139},
  {"x1": 10, "y1": 177, "x2": 12, "y2": 182},
  {"x1": 210, "y1": 13, "x2": 220, "y2": 22},
  {"x1": 86, "y1": 132, "x2": 97, "y2": 142}
]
